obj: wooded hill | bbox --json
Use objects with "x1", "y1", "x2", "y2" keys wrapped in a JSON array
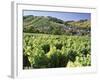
[{"x1": 23, "y1": 15, "x2": 91, "y2": 36}]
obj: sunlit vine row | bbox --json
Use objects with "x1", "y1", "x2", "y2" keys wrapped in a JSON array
[{"x1": 23, "y1": 33, "x2": 91, "y2": 69}]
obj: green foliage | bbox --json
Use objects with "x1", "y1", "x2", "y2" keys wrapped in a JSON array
[
  {"x1": 31, "y1": 48, "x2": 49, "y2": 68},
  {"x1": 67, "y1": 50, "x2": 77, "y2": 62},
  {"x1": 55, "y1": 43, "x2": 63, "y2": 50},
  {"x1": 47, "y1": 50, "x2": 62, "y2": 67},
  {"x1": 23, "y1": 33, "x2": 91, "y2": 69},
  {"x1": 41, "y1": 43, "x2": 50, "y2": 54}
]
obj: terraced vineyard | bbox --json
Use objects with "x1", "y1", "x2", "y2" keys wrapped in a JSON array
[
  {"x1": 23, "y1": 12, "x2": 91, "y2": 69},
  {"x1": 23, "y1": 33, "x2": 91, "y2": 69}
]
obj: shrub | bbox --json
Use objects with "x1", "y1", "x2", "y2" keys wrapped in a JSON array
[{"x1": 41, "y1": 43, "x2": 50, "y2": 54}]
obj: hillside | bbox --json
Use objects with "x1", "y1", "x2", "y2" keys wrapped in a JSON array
[{"x1": 23, "y1": 15, "x2": 91, "y2": 36}]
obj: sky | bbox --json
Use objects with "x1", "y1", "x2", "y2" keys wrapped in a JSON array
[{"x1": 23, "y1": 10, "x2": 91, "y2": 21}]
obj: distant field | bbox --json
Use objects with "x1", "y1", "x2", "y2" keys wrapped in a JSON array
[
  {"x1": 23, "y1": 15, "x2": 91, "y2": 36},
  {"x1": 23, "y1": 33, "x2": 91, "y2": 69}
]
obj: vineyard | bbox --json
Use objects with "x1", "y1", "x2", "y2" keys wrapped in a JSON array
[{"x1": 23, "y1": 33, "x2": 91, "y2": 69}]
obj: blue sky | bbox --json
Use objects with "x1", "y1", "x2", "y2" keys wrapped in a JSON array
[{"x1": 23, "y1": 10, "x2": 91, "y2": 21}]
